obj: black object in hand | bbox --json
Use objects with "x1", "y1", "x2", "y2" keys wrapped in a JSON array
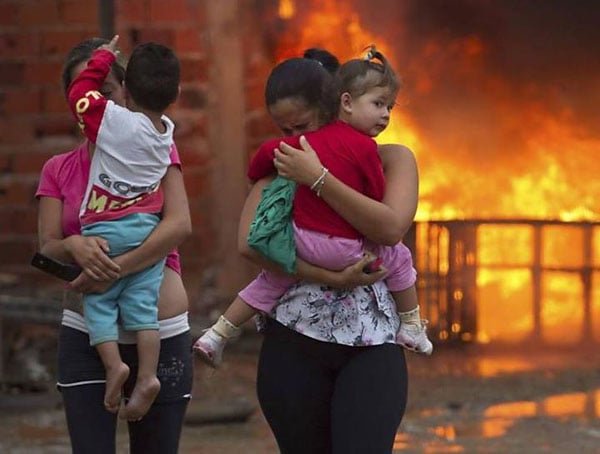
[{"x1": 30, "y1": 252, "x2": 82, "y2": 281}]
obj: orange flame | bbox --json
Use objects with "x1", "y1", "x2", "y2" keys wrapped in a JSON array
[{"x1": 274, "y1": 0, "x2": 600, "y2": 223}]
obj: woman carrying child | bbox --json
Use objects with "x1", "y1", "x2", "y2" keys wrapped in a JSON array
[{"x1": 36, "y1": 37, "x2": 192, "y2": 454}]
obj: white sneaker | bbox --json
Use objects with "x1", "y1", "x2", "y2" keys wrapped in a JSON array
[
  {"x1": 193, "y1": 329, "x2": 227, "y2": 368},
  {"x1": 397, "y1": 320, "x2": 433, "y2": 355}
]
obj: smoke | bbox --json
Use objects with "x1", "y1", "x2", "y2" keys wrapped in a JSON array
[
  {"x1": 373, "y1": 0, "x2": 600, "y2": 218},
  {"x1": 388, "y1": 1, "x2": 599, "y2": 149}
]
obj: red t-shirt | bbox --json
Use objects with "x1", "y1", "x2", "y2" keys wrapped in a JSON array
[{"x1": 248, "y1": 120, "x2": 385, "y2": 239}]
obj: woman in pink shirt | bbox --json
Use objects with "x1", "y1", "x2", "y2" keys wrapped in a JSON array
[{"x1": 36, "y1": 38, "x2": 192, "y2": 454}]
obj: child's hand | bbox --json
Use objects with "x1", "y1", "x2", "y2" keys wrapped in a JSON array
[
  {"x1": 64, "y1": 234, "x2": 121, "y2": 280},
  {"x1": 99, "y1": 34, "x2": 120, "y2": 57},
  {"x1": 274, "y1": 135, "x2": 324, "y2": 186},
  {"x1": 331, "y1": 252, "x2": 387, "y2": 288}
]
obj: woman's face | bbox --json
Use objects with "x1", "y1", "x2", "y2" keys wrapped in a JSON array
[
  {"x1": 268, "y1": 97, "x2": 321, "y2": 137},
  {"x1": 71, "y1": 60, "x2": 126, "y2": 106}
]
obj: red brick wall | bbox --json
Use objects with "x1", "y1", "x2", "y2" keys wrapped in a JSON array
[
  {"x1": 0, "y1": 0, "x2": 93, "y2": 277},
  {"x1": 0, "y1": 0, "x2": 284, "y2": 311}
]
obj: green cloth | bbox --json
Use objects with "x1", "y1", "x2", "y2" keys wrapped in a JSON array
[{"x1": 247, "y1": 176, "x2": 297, "y2": 274}]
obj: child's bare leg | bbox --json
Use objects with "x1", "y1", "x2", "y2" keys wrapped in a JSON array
[
  {"x1": 223, "y1": 296, "x2": 258, "y2": 326},
  {"x1": 120, "y1": 330, "x2": 161, "y2": 421},
  {"x1": 392, "y1": 286, "x2": 433, "y2": 355},
  {"x1": 391, "y1": 285, "x2": 419, "y2": 314},
  {"x1": 192, "y1": 296, "x2": 250, "y2": 367},
  {"x1": 96, "y1": 341, "x2": 130, "y2": 413}
]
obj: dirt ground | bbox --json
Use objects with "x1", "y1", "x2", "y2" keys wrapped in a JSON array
[{"x1": 1, "y1": 334, "x2": 599, "y2": 453}]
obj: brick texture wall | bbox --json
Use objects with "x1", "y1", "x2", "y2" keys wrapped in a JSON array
[{"x1": 0, "y1": 0, "x2": 282, "y2": 313}]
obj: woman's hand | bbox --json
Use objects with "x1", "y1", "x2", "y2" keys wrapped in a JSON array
[
  {"x1": 64, "y1": 235, "x2": 121, "y2": 281},
  {"x1": 68, "y1": 272, "x2": 116, "y2": 294},
  {"x1": 274, "y1": 135, "x2": 323, "y2": 186}
]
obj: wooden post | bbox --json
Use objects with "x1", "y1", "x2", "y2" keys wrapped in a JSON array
[
  {"x1": 581, "y1": 225, "x2": 593, "y2": 343},
  {"x1": 206, "y1": 0, "x2": 255, "y2": 300},
  {"x1": 461, "y1": 222, "x2": 478, "y2": 342},
  {"x1": 532, "y1": 225, "x2": 542, "y2": 341},
  {"x1": 0, "y1": 317, "x2": 3, "y2": 382}
]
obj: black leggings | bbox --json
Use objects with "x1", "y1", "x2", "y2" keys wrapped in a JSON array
[
  {"x1": 257, "y1": 320, "x2": 408, "y2": 454},
  {"x1": 58, "y1": 326, "x2": 193, "y2": 454},
  {"x1": 61, "y1": 383, "x2": 189, "y2": 454}
]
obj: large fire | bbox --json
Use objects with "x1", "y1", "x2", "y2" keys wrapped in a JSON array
[{"x1": 271, "y1": 0, "x2": 600, "y2": 345}]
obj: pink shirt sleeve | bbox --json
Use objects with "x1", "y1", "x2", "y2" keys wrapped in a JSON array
[
  {"x1": 36, "y1": 157, "x2": 62, "y2": 199},
  {"x1": 166, "y1": 142, "x2": 182, "y2": 274},
  {"x1": 169, "y1": 142, "x2": 182, "y2": 167},
  {"x1": 35, "y1": 147, "x2": 89, "y2": 237}
]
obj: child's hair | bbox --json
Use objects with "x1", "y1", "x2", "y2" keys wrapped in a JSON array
[
  {"x1": 303, "y1": 48, "x2": 340, "y2": 74},
  {"x1": 62, "y1": 37, "x2": 126, "y2": 94},
  {"x1": 265, "y1": 57, "x2": 337, "y2": 126},
  {"x1": 125, "y1": 42, "x2": 180, "y2": 112},
  {"x1": 335, "y1": 45, "x2": 401, "y2": 100}
]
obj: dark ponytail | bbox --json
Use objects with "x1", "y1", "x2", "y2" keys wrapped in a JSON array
[{"x1": 303, "y1": 48, "x2": 340, "y2": 75}]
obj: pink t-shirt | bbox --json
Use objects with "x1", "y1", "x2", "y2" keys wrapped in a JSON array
[{"x1": 36, "y1": 141, "x2": 182, "y2": 274}]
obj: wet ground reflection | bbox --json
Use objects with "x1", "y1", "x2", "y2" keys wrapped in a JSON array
[
  {"x1": 405, "y1": 388, "x2": 600, "y2": 445},
  {"x1": 394, "y1": 345, "x2": 600, "y2": 453},
  {"x1": 1, "y1": 342, "x2": 599, "y2": 453}
]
